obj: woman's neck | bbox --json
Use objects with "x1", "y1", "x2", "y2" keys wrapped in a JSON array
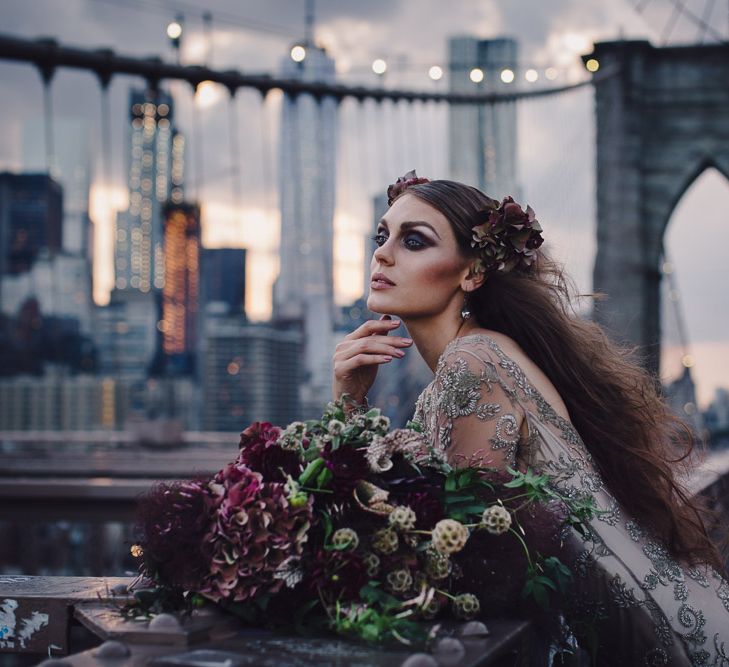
[{"x1": 402, "y1": 313, "x2": 480, "y2": 373}]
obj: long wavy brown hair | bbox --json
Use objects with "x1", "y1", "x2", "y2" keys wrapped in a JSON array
[{"x1": 402, "y1": 179, "x2": 725, "y2": 574}]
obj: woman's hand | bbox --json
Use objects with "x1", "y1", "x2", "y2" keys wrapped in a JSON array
[{"x1": 332, "y1": 316, "x2": 413, "y2": 406}]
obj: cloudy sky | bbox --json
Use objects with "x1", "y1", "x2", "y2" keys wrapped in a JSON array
[{"x1": 1, "y1": 0, "x2": 728, "y2": 407}]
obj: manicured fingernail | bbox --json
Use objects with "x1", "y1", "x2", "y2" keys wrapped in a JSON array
[
  {"x1": 395, "y1": 351, "x2": 405, "y2": 357},
  {"x1": 383, "y1": 356, "x2": 393, "y2": 362}
]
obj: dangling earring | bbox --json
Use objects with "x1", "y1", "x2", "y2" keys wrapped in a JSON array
[{"x1": 461, "y1": 293, "x2": 471, "y2": 320}]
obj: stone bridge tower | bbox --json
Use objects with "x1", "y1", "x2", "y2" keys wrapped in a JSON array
[{"x1": 587, "y1": 40, "x2": 729, "y2": 374}]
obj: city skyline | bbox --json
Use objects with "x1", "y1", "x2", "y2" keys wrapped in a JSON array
[{"x1": 1, "y1": 0, "x2": 728, "y2": 408}]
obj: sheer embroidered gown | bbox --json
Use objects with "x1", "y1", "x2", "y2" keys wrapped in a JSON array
[{"x1": 410, "y1": 334, "x2": 729, "y2": 665}]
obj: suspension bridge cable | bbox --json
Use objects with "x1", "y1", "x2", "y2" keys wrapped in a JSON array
[
  {"x1": 698, "y1": 0, "x2": 718, "y2": 41},
  {"x1": 0, "y1": 33, "x2": 608, "y2": 107},
  {"x1": 661, "y1": 0, "x2": 684, "y2": 44},
  {"x1": 87, "y1": 0, "x2": 297, "y2": 40}
]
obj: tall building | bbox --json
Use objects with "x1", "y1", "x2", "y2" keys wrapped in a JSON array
[
  {"x1": 160, "y1": 202, "x2": 200, "y2": 375},
  {"x1": 0, "y1": 173, "x2": 62, "y2": 277},
  {"x1": 448, "y1": 37, "x2": 519, "y2": 199},
  {"x1": 22, "y1": 118, "x2": 92, "y2": 258},
  {"x1": 114, "y1": 88, "x2": 185, "y2": 294},
  {"x1": 93, "y1": 289, "x2": 159, "y2": 379},
  {"x1": 272, "y1": 43, "x2": 338, "y2": 417},
  {"x1": 200, "y1": 315, "x2": 302, "y2": 431},
  {"x1": 201, "y1": 248, "x2": 246, "y2": 316},
  {"x1": 0, "y1": 251, "x2": 93, "y2": 332}
]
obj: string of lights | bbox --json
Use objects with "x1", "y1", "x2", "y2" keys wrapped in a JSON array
[{"x1": 0, "y1": 33, "x2": 609, "y2": 104}]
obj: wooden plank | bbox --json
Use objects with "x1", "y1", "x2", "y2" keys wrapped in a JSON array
[
  {"x1": 74, "y1": 602, "x2": 242, "y2": 647},
  {"x1": 0, "y1": 575, "x2": 134, "y2": 602},
  {"x1": 0, "y1": 576, "x2": 133, "y2": 655}
]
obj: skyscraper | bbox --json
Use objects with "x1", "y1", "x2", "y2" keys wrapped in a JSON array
[
  {"x1": 201, "y1": 316, "x2": 302, "y2": 430},
  {"x1": 0, "y1": 173, "x2": 62, "y2": 276},
  {"x1": 201, "y1": 248, "x2": 246, "y2": 316},
  {"x1": 448, "y1": 37, "x2": 519, "y2": 199},
  {"x1": 22, "y1": 118, "x2": 92, "y2": 258},
  {"x1": 114, "y1": 88, "x2": 185, "y2": 294},
  {"x1": 272, "y1": 43, "x2": 338, "y2": 416},
  {"x1": 160, "y1": 202, "x2": 200, "y2": 375}
]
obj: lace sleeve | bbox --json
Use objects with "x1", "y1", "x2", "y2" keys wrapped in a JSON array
[{"x1": 433, "y1": 340, "x2": 526, "y2": 469}]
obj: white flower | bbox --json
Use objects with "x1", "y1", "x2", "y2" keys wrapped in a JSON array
[{"x1": 327, "y1": 419, "x2": 345, "y2": 436}]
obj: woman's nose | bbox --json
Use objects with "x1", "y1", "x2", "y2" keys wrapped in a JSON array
[{"x1": 373, "y1": 239, "x2": 394, "y2": 265}]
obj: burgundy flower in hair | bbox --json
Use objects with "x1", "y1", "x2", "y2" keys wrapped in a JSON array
[
  {"x1": 387, "y1": 169, "x2": 431, "y2": 206},
  {"x1": 470, "y1": 196, "x2": 544, "y2": 274}
]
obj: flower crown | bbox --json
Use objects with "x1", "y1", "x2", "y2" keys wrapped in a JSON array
[{"x1": 386, "y1": 170, "x2": 544, "y2": 274}]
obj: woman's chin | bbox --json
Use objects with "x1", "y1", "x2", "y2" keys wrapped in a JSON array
[{"x1": 366, "y1": 293, "x2": 394, "y2": 315}]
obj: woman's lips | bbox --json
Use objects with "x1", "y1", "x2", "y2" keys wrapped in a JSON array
[{"x1": 370, "y1": 279, "x2": 395, "y2": 290}]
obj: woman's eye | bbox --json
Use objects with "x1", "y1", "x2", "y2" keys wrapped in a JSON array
[
  {"x1": 404, "y1": 233, "x2": 426, "y2": 250},
  {"x1": 372, "y1": 233, "x2": 388, "y2": 247}
]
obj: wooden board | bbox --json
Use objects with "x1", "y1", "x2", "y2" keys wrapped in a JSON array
[
  {"x1": 74, "y1": 602, "x2": 242, "y2": 647},
  {"x1": 0, "y1": 575, "x2": 133, "y2": 655}
]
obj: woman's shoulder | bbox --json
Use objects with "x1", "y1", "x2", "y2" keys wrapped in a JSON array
[
  {"x1": 439, "y1": 329, "x2": 526, "y2": 372},
  {"x1": 440, "y1": 328, "x2": 571, "y2": 423}
]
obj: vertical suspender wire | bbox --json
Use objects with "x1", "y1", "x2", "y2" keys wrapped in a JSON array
[
  {"x1": 336, "y1": 99, "x2": 353, "y2": 306},
  {"x1": 190, "y1": 85, "x2": 203, "y2": 203},
  {"x1": 259, "y1": 91, "x2": 276, "y2": 245},
  {"x1": 259, "y1": 90, "x2": 279, "y2": 320},
  {"x1": 100, "y1": 77, "x2": 118, "y2": 375},
  {"x1": 40, "y1": 68, "x2": 56, "y2": 176},
  {"x1": 425, "y1": 100, "x2": 439, "y2": 177},
  {"x1": 227, "y1": 90, "x2": 242, "y2": 235},
  {"x1": 383, "y1": 99, "x2": 397, "y2": 173}
]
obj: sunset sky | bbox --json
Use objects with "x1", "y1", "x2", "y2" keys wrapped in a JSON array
[{"x1": 1, "y1": 0, "x2": 727, "y2": 408}]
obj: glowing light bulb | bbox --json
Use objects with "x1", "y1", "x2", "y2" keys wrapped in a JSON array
[
  {"x1": 469, "y1": 68, "x2": 484, "y2": 83},
  {"x1": 291, "y1": 45, "x2": 306, "y2": 62},
  {"x1": 525, "y1": 68, "x2": 539, "y2": 83},
  {"x1": 500, "y1": 68, "x2": 515, "y2": 83},
  {"x1": 167, "y1": 21, "x2": 183, "y2": 40},
  {"x1": 372, "y1": 58, "x2": 387, "y2": 75},
  {"x1": 429, "y1": 65, "x2": 443, "y2": 81}
]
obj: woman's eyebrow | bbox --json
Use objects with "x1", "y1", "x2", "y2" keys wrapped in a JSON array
[{"x1": 377, "y1": 219, "x2": 441, "y2": 240}]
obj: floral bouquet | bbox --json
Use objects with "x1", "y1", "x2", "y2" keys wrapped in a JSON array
[{"x1": 130, "y1": 398, "x2": 597, "y2": 646}]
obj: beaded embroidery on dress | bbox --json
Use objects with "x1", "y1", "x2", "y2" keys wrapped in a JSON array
[{"x1": 411, "y1": 334, "x2": 729, "y2": 666}]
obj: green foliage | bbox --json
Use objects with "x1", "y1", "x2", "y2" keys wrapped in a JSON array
[
  {"x1": 329, "y1": 583, "x2": 428, "y2": 645},
  {"x1": 503, "y1": 467, "x2": 554, "y2": 502},
  {"x1": 442, "y1": 468, "x2": 494, "y2": 522}
]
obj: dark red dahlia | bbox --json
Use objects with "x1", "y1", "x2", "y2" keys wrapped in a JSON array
[
  {"x1": 307, "y1": 549, "x2": 368, "y2": 601},
  {"x1": 400, "y1": 490, "x2": 445, "y2": 530},
  {"x1": 136, "y1": 478, "x2": 215, "y2": 590},
  {"x1": 237, "y1": 421, "x2": 301, "y2": 482},
  {"x1": 320, "y1": 442, "x2": 369, "y2": 499}
]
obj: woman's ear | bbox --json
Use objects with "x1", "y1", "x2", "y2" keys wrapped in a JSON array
[{"x1": 461, "y1": 263, "x2": 486, "y2": 293}]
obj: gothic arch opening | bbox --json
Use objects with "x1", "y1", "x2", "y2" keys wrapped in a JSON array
[{"x1": 660, "y1": 166, "x2": 729, "y2": 411}]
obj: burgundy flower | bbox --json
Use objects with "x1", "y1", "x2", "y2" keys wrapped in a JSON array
[
  {"x1": 400, "y1": 490, "x2": 445, "y2": 530},
  {"x1": 307, "y1": 549, "x2": 369, "y2": 601},
  {"x1": 470, "y1": 196, "x2": 544, "y2": 274},
  {"x1": 237, "y1": 421, "x2": 301, "y2": 482},
  {"x1": 201, "y1": 464, "x2": 314, "y2": 604},
  {"x1": 386, "y1": 169, "x2": 431, "y2": 206},
  {"x1": 238, "y1": 421, "x2": 281, "y2": 451},
  {"x1": 136, "y1": 478, "x2": 216, "y2": 590},
  {"x1": 320, "y1": 443, "x2": 370, "y2": 499}
]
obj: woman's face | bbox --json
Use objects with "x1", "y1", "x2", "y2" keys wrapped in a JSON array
[{"x1": 367, "y1": 193, "x2": 472, "y2": 319}]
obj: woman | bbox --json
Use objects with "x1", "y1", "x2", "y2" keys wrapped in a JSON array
[{"x1": 332, "y1": 172, "x2": 729, "y2": 664}]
